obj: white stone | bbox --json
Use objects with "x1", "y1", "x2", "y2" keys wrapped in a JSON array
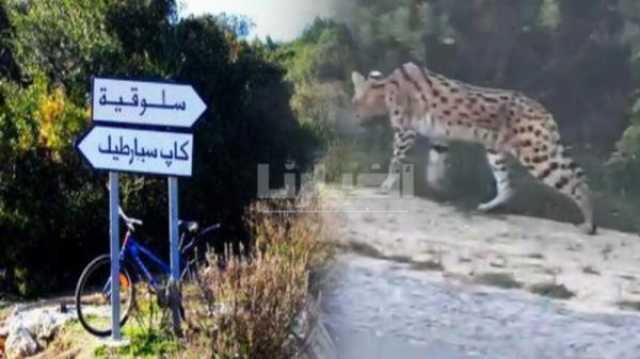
[
  {"x1": 34, "y1": 310, "x2": 58, "y2": 342},
  {"x1": 3, "y1": 306, "x2": 75, "y2": 357},
  {"x1": 5, "y1": 327, "x2": 38, "y2": 359}
]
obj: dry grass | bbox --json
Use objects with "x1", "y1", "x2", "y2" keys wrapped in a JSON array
[
  {"x1": 529, "y1": 283, "x2": 575, "y2": 299},
  {"x1": 582, "y1": 266, "x2": 601, "y2": 275},
  {"x1": 339, "y1": 241, "x2": 385, "y2": 259},
  {"x1": 474, "y1": 272, "x2": 522, "y2": 289},
  {"x1": 618, "y1": 300, "x2": 640, "y2": 312},
  {"x1": 409, "y1": 260, "x2": 445, "y2": 272},
  {"x1": 182, "y1": 194, "x2": 331, "y2": 359},
  {"x1": 33, "y1": 320, "x2": 102, "y2": 359}
]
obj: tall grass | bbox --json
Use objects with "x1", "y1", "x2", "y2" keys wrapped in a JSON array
[{"x1": 182, "y1": 194, "x2": 332, "y2": 359}]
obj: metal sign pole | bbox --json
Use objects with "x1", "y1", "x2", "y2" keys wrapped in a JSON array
[
  {"x1": 109, "y1": 171, "x2": 121, "y2": 341},
  {"x1": 168, "y1": 176, "x2": 182, "y2": 335}
]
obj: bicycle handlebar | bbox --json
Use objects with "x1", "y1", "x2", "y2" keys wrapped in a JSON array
[
  {"x1": 118, "y1": 207, "x2": 143, "y2": 229},
  {"x1": 105, "y1": 182, "x2": 144, "y2": 229},
  {"x1": 118, "y1": 204, "x2": 222, "y2": 237}
]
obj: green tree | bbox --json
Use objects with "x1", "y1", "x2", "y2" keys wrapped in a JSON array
[
  {"x1": 6, "y1": 0, "x2": 119, "y2": 90},
  {"x1": 0, "y1": 0, "x2": 321, "y2": 296}
]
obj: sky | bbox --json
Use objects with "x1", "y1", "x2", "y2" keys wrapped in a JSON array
[{"x1": 179, "y1": 0, "x2": 338, "y2": 41}]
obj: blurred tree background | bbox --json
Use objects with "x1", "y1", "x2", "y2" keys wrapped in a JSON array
[
  {"x1": 321, "y1": 0, "x2": 640, "y2": 232},
  {"x1": 2, "y1": 0, "x2": 640, "y2": 296}
]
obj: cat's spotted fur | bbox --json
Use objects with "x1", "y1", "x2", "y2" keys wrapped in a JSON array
[{"x1": 352, "y1": 62, "x2": 596, "y2": 234}]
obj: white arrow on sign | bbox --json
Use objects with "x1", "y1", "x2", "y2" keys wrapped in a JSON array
[
  {"x1": 92, "y1": 77, "x2": 207, "y2": 128},
  {"x1": 77, "y1": 126, "x2": 194, "y2": 177}
]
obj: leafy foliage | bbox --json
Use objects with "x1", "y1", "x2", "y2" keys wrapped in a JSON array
[
  {"x1": 343, "y1": 0, "x2": 633, "y2": 148},
  {"x1": 0, "y1": 1, "x2": 320, "y2": 296},
  {"x1": 608, "y1": 97, "x2": 640, "y2": 199},
  {"x1": 0, "y1": 72, "x2": 88, "y2": 155},
  {"x1": 272, "y1": 19, "x2": 357, "y2": 148},
  {"x1": 3, "y1": 0, "x2": 640, "y2": 298},
  {"x1": 95, "y1": 325, "x2": 179, "y2": 358},
  {"x1": 6, "y1": 0, "x2": 119, "y2": 88}
]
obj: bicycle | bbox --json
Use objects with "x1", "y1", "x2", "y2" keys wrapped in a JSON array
[{"x1": 74, "y1": 207, "x2": 221, "y2": 337}]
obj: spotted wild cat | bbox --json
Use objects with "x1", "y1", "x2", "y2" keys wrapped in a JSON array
[{"x1": 351, "y1": 62, "x2": 596, "y2": 234}]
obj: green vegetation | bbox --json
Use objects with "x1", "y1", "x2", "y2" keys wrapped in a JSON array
[
  {"x1": 2, "y1": 0, "x2": 640, "y2": 354},
  {"x1": 50, "y1": 195, "x2": 330, "y2": 358},
  {"x1": 0, "y1": 0, "x2": 320, "y2": 296},
  {"x1": 95, "y1": 326, "x2": 179, "y2": 358},
  {"x1": 19, "y1": 194, "x2": 329, "y2": 358}
]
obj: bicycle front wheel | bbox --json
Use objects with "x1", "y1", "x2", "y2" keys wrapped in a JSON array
[{"x1": 75, "y1": 254, "x2": 135, "y2": 337}]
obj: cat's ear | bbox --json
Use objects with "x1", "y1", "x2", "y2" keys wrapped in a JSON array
[{"x1": 351, "y1": 71, "x2": 366, "y2": 90}]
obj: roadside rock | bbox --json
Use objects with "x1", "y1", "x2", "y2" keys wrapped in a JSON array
[
  {"x1": 5, "y1": 327, "x2": 38, "y2": 359},
  {"x1": 3, "y1": 306, "x2": 74, "y2": 358}
]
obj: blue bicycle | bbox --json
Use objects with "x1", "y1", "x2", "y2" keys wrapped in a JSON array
[{"x1": 74, "y1": 208, "x2": 220, "y2": 337}]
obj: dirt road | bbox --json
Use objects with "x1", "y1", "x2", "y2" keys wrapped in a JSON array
[{"x1": 317, "y1": 186, "x2": 640, "y2": 358}]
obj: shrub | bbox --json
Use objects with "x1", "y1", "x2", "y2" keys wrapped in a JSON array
[
  {"x1": 0, "y1": 71, "x2": 100, "y2": 296},
  {"x1": 182, "y1": 195, "x2": 331, "y2": 359},
  {"x1": 6, "y1": 0, "x2": 119, "y2": 87}
]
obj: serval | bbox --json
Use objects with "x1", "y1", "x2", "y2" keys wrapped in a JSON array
[{"x1": 351, "y1": 62, "x2": 596, "y2": 234}]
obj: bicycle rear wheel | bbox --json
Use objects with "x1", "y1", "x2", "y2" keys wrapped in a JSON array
[{"x1": 75, "y1": 254, "x2": 135, "y2": 337}]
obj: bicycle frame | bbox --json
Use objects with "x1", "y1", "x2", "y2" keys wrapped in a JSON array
[
  {"x1": 81, "y1": 210, "x2": 221, "y2": 332},
  {"x1": 117, "y1": 222, "x2": 219, "y2": 292},
  {"x1": 120, "y1": 230, "x2": 170, "y2": 292}
]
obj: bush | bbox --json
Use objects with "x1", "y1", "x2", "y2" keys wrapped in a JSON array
[
  {"x1": 6, "y1": 0, "x2": 120, "y2": 88},
  {"x1": 607, "y1": 96, "x2": 640, "y2": 202},
  {"x1": 0, "y1": 71, "x2": 101, "y2": 296},
  {"x1": 182, "y1": 196, "x2": 331, "y2": 358}
]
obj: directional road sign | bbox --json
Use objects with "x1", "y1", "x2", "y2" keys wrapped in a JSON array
[
  {"x1": 92, "y1": 77, "x2": 206, "y2": 128},
  {"x1": 77, "y1": 75, "x2": 206, "y2": 342},
  {"x1": 77, "y1": 126, "x2": 194, "y2": 177}
]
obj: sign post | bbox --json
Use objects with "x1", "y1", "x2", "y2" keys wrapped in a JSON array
[
  {"x1": 109, "y1": 172, "x2": 121, "y2": 341},
  {"x1": 168, "y1": 177, "x2": 181, "y2": 335},
  {"x1": 77, "y1": 77, "x2": 206, "y2": 341}
]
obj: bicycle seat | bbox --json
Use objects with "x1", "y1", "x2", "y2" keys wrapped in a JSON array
[{"x1": 179, "y1": 220, "x2": 199, "y2": 233}]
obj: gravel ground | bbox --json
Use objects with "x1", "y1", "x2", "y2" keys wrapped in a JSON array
[
  {"x1": 320, "y1": 254, "x2": 640, "y2": 359},
  {"x1": 317, "y1": 185, "x2": 640, "y2": 359}
]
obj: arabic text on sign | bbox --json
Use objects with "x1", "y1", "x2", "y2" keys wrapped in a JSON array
[
  {"x1": 98, "y1": 135, "x2": 190, "y2": 167},
  {"x1": 91, "y1": 78, "x2": 207, "y2": 128},
  {"x1": 98, "y1": 88, "x2": 187, "y2": 116}
]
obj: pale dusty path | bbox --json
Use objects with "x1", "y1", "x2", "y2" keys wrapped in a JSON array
[
  {"x1": 320, "y1": 186, "x2": 640, "y2": 312},
  {"x1": 317, "y1": 185, "x2": 640, "y2": 358},
  {"x1": 320, "y1": 254, "x2": 640, "y2": 359}
]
